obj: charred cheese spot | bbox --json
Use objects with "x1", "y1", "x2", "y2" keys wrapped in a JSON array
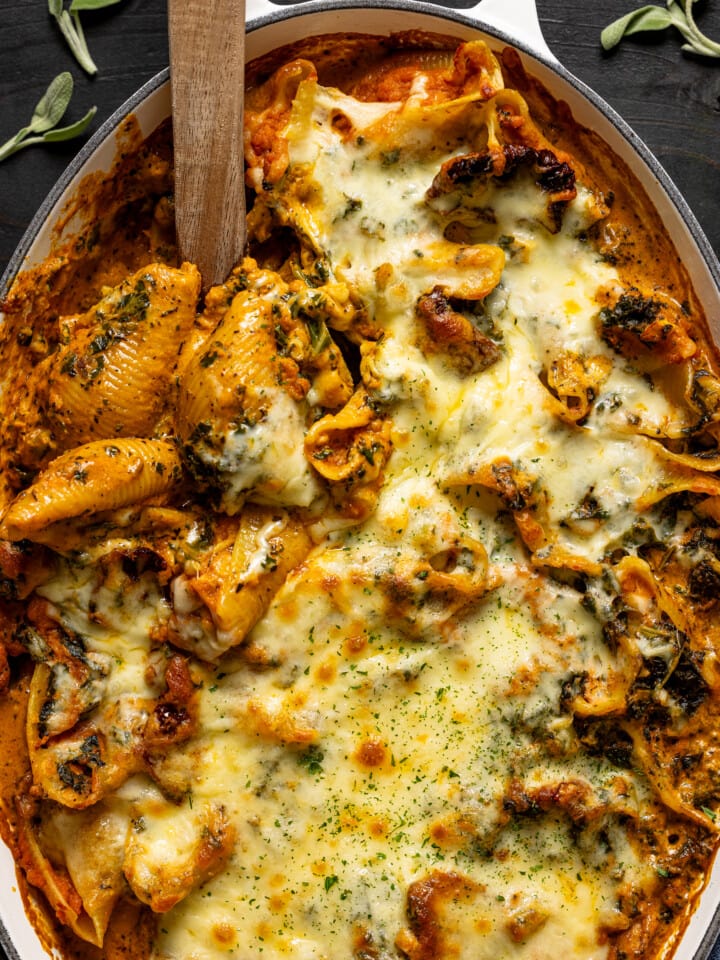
[{"x1": 354, "y1": 738, "x2": 388, "y2": 769}]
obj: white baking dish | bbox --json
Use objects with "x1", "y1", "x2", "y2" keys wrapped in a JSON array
[{"x1": 1, "y1": 2, "x2": 719, "y2": 958}]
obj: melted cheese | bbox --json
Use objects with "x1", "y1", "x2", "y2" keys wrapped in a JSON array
[
  {"x1": 283, "y1": 80, "x2": 502, "y2": 306},
  {"x1": 38, "y1": 564, "x2": 167, "y2": 705},
  {"x1": 212, "y1": 388, "x2": 323, "y2": 511},
  {"x1": 32, "y1": 73, "x2": 700, "y2": 960},
  {"x1": 138, "y1": 551, "x2": 654, "y2": 960}
]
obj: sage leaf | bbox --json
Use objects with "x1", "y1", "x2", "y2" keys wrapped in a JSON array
[
  {"x1": 601, "y1": 6, "x2": 674, "y2": 50},
  {"x1": 0, "y1": 133, "x2": 27, "y2": 163},
  {"x1": 41, "y1": 106, "x2": 97, "y2": 142},
  {"x1": 48, "y1": 0, "x2": 98, "y2": 74},
  {"x1": 70, "y1": 0, "x2": 123, "y2": 9},
  {"x1": 676, "y1": 0, "x2": 720, "y2": 55},
  {"x1": 0, "y1": 74, "x2": 95, "y2": 164},
  {"x1": 602, "y1": 0, "x2": 720, "y2": 57},
  {"x1": 617, "y1": 6, "x2": 676, "y2": 34},
  {"x1": 29, "y1": 71, "x2": 74, "y2": 134}
]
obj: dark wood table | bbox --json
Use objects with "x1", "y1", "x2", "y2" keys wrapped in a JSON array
[{"x1": 1, "y1": 0, "x2": 719, "y2": 957}]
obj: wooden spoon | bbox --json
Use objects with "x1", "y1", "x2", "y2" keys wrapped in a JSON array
[{"x1": 168, "y1": 0, "x2": 247, "y2": 290}]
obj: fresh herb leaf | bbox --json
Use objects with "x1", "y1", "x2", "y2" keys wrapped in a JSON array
[
  {"x1": 676, "y1": 0, "x2": 720, "y2": 55},
  {"x1": 50, "y1": 0, "x2": 124, "y2": 74},
  {"x1": 601, "y1": 5, "x2": 674, "y2": 48},
  {"x1": 601, "y1": 0, "x2": 720, "y2": 57},
  {"x1": 42, "y1": 108, "x2": 97, "y2": 142},
  {"x1": 70, "y1": 0, "x2": 123, "y2": 9},
  {"x1": 0, "y1": 73, "x2": 95, "y2": 163},
  {"x1": 49, "y1": 0, "x2": 96, "y2": 75},
  {"x1": 31, "y1": 71, "x2": 74, "y2": 132}
]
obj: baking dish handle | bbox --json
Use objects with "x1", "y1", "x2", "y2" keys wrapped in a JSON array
[
  {"x1": 245, "y1": 0, "x2": 557, "y2": 63},
  {"x1": 468, "y1": 0, "x2": 557, "y2": 62}
]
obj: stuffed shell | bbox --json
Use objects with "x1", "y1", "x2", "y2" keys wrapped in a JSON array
[
  {"x1": 176, "y1": 260, "x2": 354, "y2": 513},
  {"x1": 8, "y1": 263, "x2": 200, "y2": 475}
]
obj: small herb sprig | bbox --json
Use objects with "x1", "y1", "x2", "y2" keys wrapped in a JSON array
[
  {"x1": 602, "y1": 0, "x2": 720, "y2": 57},
  {"x1": 49, "y1": 0, "x2": 123, "y2": 76},
  {"x1": 0, "y1": 72, "x2": 96, "y2": 163}
]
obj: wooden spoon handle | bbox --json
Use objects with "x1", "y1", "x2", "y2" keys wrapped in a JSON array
[{"x1": 168, "y1": 0, "x2": 247, "y2": 289}]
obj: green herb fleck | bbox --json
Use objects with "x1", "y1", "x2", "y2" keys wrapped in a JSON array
[
  {"x1": 298, "y1": 744, "x2": 324, "y2": 776},
  {"x1": 200, "y1": 350, "x2": 219, "y2": 368},
  {"x1": 339, "y1": 195, "x2": 362, "y2": 219}
]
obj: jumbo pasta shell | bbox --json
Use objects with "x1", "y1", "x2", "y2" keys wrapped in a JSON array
[
  {"x1": 44, "y1": 262, "x2": 201, "y2": 448},
  {"x1": 0, "y1": 437, "x2": 182, "y2": 542}
]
